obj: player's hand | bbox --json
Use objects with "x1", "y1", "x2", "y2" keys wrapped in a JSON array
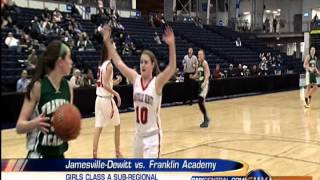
[
  {"x1": 116, "y1": 75, "x2": 122, "y2": 83},
  {"x1": 114, "y1": 92, "x2": 121, "y2": 107},
  {"x1": 34, "y1": 112, "x2": 50, "y2": 134},
  {"x1": 162, "y1": 26, "x2": 175, "y2": 46}
]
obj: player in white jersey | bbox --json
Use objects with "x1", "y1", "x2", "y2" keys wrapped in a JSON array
[
  {"x1": 93, "y1": 44, "x2": 123, "y2": 158},
  {"x1": 100, "y1": 25, "x2": 176, "y2": 158}
]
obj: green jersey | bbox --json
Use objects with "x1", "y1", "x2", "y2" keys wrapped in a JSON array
[
  {"x1": 197, "y1": 61, "x2": 205, "y2": 84},
  {"x1": 33, "y1": 76, "x2": 70, "y2": 158},
  {"x1": 306, "y1": 55, "x2": 318, "y2": 85},
  {"x1": 309, "y1": 55, "x2": 317, "y2": 73}
]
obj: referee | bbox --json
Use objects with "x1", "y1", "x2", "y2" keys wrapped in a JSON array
[{"x1": 182, "y1": 47, "x2": 198, "y2": 105}]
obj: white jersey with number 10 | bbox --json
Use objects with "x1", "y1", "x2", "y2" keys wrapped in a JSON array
[{"x1": 133, "y1": 75, "x2": 162, "y2": 136}]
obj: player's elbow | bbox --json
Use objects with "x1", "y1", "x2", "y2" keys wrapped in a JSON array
[{"x1": 16, "y1": 124, "x2": 24, "y2": 134}]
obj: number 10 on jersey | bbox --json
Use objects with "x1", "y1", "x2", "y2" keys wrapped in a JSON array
[{"x1": 136, "y1": 106, "x2": 148, "y2": 124}]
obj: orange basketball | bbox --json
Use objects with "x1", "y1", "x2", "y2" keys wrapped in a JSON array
[{"x1": 52, "y1": 104, "x2": 81, "y2": 141}]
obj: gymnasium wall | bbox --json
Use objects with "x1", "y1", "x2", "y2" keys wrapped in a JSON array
[{"x1": 1, "y1": 74, "x2": 300, "y2": 129}]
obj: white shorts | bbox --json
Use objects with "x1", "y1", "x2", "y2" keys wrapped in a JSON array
[
  {"x1": 95, "y1": 96, "x2": 120, "y2": 127},
  {"x1": 133, "y1": 132, "x2": 162, "y2": 158},
  {"x1": 26, "y1": 151, "x2": 42, "y2": 159},
  {"x1": 199, "y1": 83, "x2": 209, "y2": 99}
]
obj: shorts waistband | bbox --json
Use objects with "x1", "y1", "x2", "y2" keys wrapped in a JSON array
[
  {"x1": 136, "y1": 129, "x2": 161, "y2": 137},
  {"x1": 97, "y1": 95, "x2": 113, "y2": 99}
]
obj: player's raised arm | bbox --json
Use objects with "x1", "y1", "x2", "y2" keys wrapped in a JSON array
[
  {"x1": 101, "y1": 25, "x2": 137, "y2": 83},
  {"x1": 155, "y1": 26, "x2": 176, "y2": 94}
]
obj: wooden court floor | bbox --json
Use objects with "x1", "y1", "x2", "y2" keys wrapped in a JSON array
[{"x1": 2, "y1": 90, "x2": 320, "y2": 178}]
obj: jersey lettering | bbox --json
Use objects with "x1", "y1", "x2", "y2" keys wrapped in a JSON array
[
  {"x1": 41, "y1": 99, "x2": 68, "y2": 115},
  {"x1": 136, "y1": 106, "x2": 148, "y2": 124}
]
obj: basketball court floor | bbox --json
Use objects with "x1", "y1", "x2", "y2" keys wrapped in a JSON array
[{"x1": 2, "y1": 90, "x2": 320, "y2": 177}]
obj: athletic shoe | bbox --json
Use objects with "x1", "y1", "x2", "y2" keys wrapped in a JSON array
[
  {"x1": 304, "y1": 97, "x2": 310, "y2": 108},
  {"x1": 200, "y1": 117, "x2": 210, "y2": 128}
]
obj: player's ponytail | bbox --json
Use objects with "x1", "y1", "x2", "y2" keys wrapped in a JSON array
[
  {"x1": 142, "y1": 50, "x2": 160, "y2": 77},
  {"x1": 26, "y1": 40, "x2": 68, "y2": 100}
]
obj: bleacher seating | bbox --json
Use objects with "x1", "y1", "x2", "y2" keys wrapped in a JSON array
[
  {"x1": 205, "y1": 25, "x2": 303, "y2": 73},
  {"x1": 1, "y1": 6, "x2": 305, "y2": 92}
]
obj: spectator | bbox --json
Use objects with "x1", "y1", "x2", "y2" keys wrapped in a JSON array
[
  {"x1": 41, "y1": 18, "x2": 51, "y2": 35},
  {"x1": 313, "y1": 14, "x2": 318, "y2": 22},
  {"x1": 77, "y1": 32, "x2": 94, "y2": 51},
  {"x1": 129, "y1": 42, "x2": 140, "y2": 55},
  {"x1": 62, "y1": 30, "x2": 74, "y2": 48},
  {"x1": 83, "y1": 68, "x2": 96, "y2": 87},
  {"x1": 5, "y1": 32, "x2": 19, "y2": 48},
  {"x1": 250, "y1": 65, "x2": 259, "y2": 76},
  {"x1": 18, "y1": 33, "x2": 32, "y2": 53},
  {"x1": 30, "y1": 16, "x2": 40, "y2": 38},
  {"x1": 212, "y1": 64, "x2": 224, "y2": 79},
  {"x1": 64, "y1": 13, "x2": 72, "y2": 24},
  {"x1": 67, "y1": 21, "x2": 74, "y2": 34},
  {"x1": 273, "y1": 18, "x2": 277, "y2": 33},
  {"x1": 70, "y1": 3, "x2": 80, "y2": 15},
  {"x1": 264, "y1": 18, "x2": 270, "y2": 33},
  {"x1": 159, "y1": 13, "x2": 166, "y2": 25},
  {"x1": 16, "y1": 70, "x2": 30, "y2": 92},
  {"x1": 149, "y1": 14, "x2": 155, "y2": 27},
  {"x1": 26, "y1": 49, "x2": 37, "y2": 69},
  {"x1": 173, "y1": 11, "x2": 177, "y2": 22},
  {"x1": 235, "y1": 37, "x2": 242, "y2": 47},
  {"x1": 235, "y1": 64, "x2": 244, "y2": 77},
  {"x1": 122, "y1": 43, "x2": 132, "y2": 56},
  {"x1": 52, "y1": 8, "x2": 63, "y2": 22},
  {"x1": 242, "y1": 65, "x2": 250, "y2": 76},
  {"x1": 73, "y1": 23, "x2": 82, "y2": 34},
  {"x1": 259, "y1": 56, "x2": 268, "y2": 75},
  {"x1": 226, "y1": 64, "x2": 236, "y2": 78},
  {"x1": 171, "y1": 68, "x2": 182, "y2": 82},
  {"x1": 13, "y1": 24, "x2": 22, "y2": 35},
  {"x1": 1, "y1": 3, "x2": 13, "y2": 28},
  {"x1": 154, "y1": 32, "x2": 161, "y2": 44},
  {"x1": 70, "y1": 69, "x2": 84, "y2": 88},
  {"x1": 125, "y1": 35, "x2": 132, "y2": 45},
  {"x1": 41, "y1": 7, "x2": 51, "y2": 21}
]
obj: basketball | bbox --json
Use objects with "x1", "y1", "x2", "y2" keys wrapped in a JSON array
[{"x1": 52, "y1": 104, "x2": 81, "y2": 141}]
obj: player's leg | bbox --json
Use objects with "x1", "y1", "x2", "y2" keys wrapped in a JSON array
[
  {"x1": 199, "y1": 85, "x2": 210, "y2": 128},
  {"x1": 93, "y1": 127, "x2": 103, "y2": 158},
  {"x1": 309, "y1": 84, "x2": 318, "y2": 105},
  {"x1": 112, "y1": 99, "x2": 123, "y2": 158},
  {"x1": 308, "y1": 73, "x2": 318, "y2": 104},
  {"x1": 133, "y1": 135, "x2": 144, "y2": 158},
  {"x1": 304, "y1": 72, "x2": 311, "y2": 107},
  {"x1": 114, "y1": 125, "x2": 123, "y2": 158},
  {"x1": 143, "y1": 133, "x2": 161, "y2": 158},
  {"x1": 93, "y1": 98, "x2": 110, "y2": 158}
]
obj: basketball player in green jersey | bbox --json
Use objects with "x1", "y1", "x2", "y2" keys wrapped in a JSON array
[
  {"x1": 16, "y1": 40, "x2": 74, "y2": 158},
  {"x1": 192, "y1": 49, "x2": 211, "y2": 128},
  {"x1": 303, "y1": 46, "x2": 319, "y2": 108}
]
